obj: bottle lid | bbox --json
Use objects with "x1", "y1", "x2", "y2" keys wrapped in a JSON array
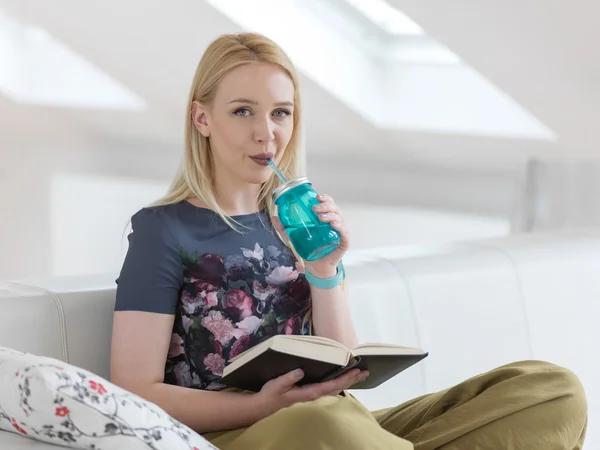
[{"x1": 272, "y1": 176, "x2": 310, "y2": 202}]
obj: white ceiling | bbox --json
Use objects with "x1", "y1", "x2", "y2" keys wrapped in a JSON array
[
  {"x1": 0, "y1": 0, "x2": 597, "y2": 207},
  {"x1": 391, "y1": 0, "x2": 600, "y2": 157}
]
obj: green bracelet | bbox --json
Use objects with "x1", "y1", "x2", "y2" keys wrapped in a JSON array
[{"x1": 304, "y1": 262, "x2": 345, "y2": 289}]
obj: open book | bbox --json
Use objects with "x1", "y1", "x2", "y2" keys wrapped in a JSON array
[{"x1": 219, "y1": 335, "x2": 428, "y2": 392}]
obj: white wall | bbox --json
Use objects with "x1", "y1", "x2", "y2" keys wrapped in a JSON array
[
  {"x1": 0, "y1": 163, "x2": 52, "y2": 279},
  {"x1": 339, "y1": 202, "x2": 509, "y2": 250},
  {"x1": 0, "y1": 139, "x2": 178, "y2": 281},
  {"x1": 0, "y1": 143, "x2": 511, "y2": 281},
  {"x1": 49, "y1": 173, "x2": 169, "y2": 277}
]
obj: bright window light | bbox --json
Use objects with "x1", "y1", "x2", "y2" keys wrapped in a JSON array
[
  {"x1": 343, "y1": 0, "x2": 423, "y2": 35},
  {"x1": 0, "y1": 10, "x2": 145, "y2": 110}
]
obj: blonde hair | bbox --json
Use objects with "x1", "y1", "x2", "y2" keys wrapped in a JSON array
[{"x1": 152, "y1": 32, "x2": 312, "y2": 332}]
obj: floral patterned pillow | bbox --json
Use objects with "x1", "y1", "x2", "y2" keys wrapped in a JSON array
[{"x1": 0, "y1": 346, "x2": 219, "y2": 450}]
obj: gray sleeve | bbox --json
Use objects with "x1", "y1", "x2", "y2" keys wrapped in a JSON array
[{"x1": 115, "y1": 207, "x2": 183, "y2": 314}]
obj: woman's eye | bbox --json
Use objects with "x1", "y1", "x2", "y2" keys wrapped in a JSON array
[
  {"x1": 234, "y1": 108, "x2": 251, "y2": 116},
  {"x1": 273, "y1": 109, "x2": 291, "y2": 118}
]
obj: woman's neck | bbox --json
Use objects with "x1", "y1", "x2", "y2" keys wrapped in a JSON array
[{"x1": 212, "y1": 174, "x2": 262, "y2": 216}]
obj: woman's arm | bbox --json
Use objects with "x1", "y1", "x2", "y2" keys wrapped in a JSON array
[
  {"x1": 110, "y1": 310, "x2": 364, "y2": 433},
  {"x1": 110, "y1": 311, "x2": 271, "y2": 432},
  {"x1": 306, "y1": 194, "x2": 358, "y2": 348},
  {"x1": 307, "y1": 269, "x2": 358, "y2": 349}
]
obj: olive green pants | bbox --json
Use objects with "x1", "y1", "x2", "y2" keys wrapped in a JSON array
[{"x1": 204, "y1": 361, "x2": 588, "y2": 449}]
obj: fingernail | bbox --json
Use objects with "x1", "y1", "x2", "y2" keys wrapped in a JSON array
[
  {"x1": 320, "y1": 214, "x2": 328, "y2": 219},
  {"x1": 313, "y1": 204, "x2": 322, "y2": 210},
  {"x1": 332, "y1": 221, "x2": 338, "y2": 226},
  {"x1": 318, "y1": 194, "x2": 324, "y2": 200},
  {"x1": 295, "y1": 369, "x2": 302, "y2": 377}
]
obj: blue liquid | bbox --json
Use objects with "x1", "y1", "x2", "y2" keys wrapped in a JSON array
[{"x1": 288, "y1": 224, "x2": 340, "y2": 261}]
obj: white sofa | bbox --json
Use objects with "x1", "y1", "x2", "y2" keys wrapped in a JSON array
[{"x1": 1, "y1": 228, "x2": 599, "y2": 449}]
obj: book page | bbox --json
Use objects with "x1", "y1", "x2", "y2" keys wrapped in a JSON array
[
  {"x1": 355, "y1": 342, "x2": 419, "y2": 350},
  {"x1": 227, "y1": 335, "x2": 349, "y2": 365},
  {"x1": 282, "y1": 335, "x2": 350, "y2": 351},
  {"x1": 353, "y1": 343, "x2": 425, "y2": 356}
]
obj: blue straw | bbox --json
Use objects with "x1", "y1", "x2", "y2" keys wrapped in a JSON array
[{"x1": 266, "y1": 158, "x2": 288, "y2": 184}]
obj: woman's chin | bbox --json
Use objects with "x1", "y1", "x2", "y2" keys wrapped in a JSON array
[
  {"x1": 241, "y1": 174, "x2": 270, "y2": 186},
  {"x1": 244, "y1": 169, "x2": 273, "y2": 185}
]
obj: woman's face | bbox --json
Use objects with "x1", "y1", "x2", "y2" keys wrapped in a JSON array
[{"x1": 192, "y1": 62, "x2": 295, "y2": 186}]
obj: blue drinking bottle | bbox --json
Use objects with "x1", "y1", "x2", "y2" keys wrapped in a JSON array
[{"x1": 273, "y1": 177, "x2": 341, "y2": 261}]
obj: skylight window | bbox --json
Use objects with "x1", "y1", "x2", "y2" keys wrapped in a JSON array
[
  {"x1": 343, "y1": 0, "x2": 424, "y2": 35},
  {"x1": 0, "y1": 10, "x2": 145, "y2": 110}
]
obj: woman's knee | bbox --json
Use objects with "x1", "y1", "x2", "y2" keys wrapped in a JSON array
[
  {"x1": 512, "y1": 361, "x2": 588, "y2": 429},
  {"x1": 544, "y1": 362, "x2": 587, "y2": 419},
  {"x1": 515, "y1": 361, "x2": 585, "y2": 398}
]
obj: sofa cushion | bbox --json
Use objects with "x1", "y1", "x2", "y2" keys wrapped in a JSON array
[{"x1": 0, "y1": 346, "x2": 217, "y2": 450}]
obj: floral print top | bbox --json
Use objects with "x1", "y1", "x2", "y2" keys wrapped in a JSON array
[{"x1": 115, "y1": 201, "x2": 310, "y2": 391}]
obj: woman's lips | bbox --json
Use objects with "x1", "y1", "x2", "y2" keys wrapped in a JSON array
[
  {"x1": 249, "y1": 152, "x2": 274, "y2": 166},
  {"x1": 250, "y1": 157, "x2": 269, "y2": 166}
]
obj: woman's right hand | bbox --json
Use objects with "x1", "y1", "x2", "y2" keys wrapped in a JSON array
[{"x1": 254, "y1": 368, "x2": 369, "y2": 415}]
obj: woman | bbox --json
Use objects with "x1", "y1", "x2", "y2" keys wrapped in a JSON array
[{"x1": 110, "y1": 32, "x2": 587, "y2": 449}]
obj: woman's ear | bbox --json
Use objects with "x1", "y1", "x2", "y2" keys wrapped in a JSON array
[{"x1": 191, "y1": 100, "x2": 211, "y2": 137}]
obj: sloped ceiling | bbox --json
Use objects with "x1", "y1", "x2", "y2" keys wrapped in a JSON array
[
  {"x1": 0, "y1": 0, "x2": 597, "y2": 218},
  {"x1": 391, "y1": 0, "x2": 600, "y2": 157},
  {"x1": 1, "y1": 0, "x2": 572, "y2": 159}
]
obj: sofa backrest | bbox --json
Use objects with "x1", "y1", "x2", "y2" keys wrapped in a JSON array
[{"x1": 0, "y1": 274, "x2": 117, "y2": 381}]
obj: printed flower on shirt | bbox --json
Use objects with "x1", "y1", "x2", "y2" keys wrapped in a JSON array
[
  {"x1": 203, "y1": 353, "x2": 224, "y2": 376},
  {"x1": 182, "y1": 285, "x2": 219, "y2": 316},
  {"x1": 186, "y1": 251, "x2": 226, "y2": 289},
  {"x1": 252, "y1": 280, "x2": 277, "y2": 301},
  {"x1": 203, "y1": 291, "x2": 218, "y2": 307},
  {"x1": 181, "y1": 315, "x2": 193, "y2": 333},
  {"x1": 229, "y1": 336, "x2": 252, "y2": 359},
  {"x1": 222, "y1": 290, "x2": 253, "y2": 320},
  {"x1": 200, "y1": 311, "x2": 244, "y2": 345},
  {"x1": 228, "y1": 264, "x2": 255, "y2": 282},
  {"x1": 173, "y1": 361, "x2": 194, "y2": 387},
  {"x1": 242, "y1": 243, "x2": 264, "y2": 261},
  {"x1": 274, "y1": 278, "x2": 311, "y2": 317},
  {"x1": 284, "y1": 316, "x2": 301, "y2": 335},
  {"x1": 266, "y1": 265, "x2": 299, "y2": 285},
  {"x1": 168, "y1": 333, "x2": 185, "y2": 357},
  {"x1": 235, "y1": 315, "x2": 263, "y2": 336},
  {"x1": 174, "y1": 239, "x2": 311, "y2": 391}
]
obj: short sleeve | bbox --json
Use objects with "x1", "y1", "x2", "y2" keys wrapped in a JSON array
[{"x1": 115, "y1": 207, "x2": 183, "y2": 314}]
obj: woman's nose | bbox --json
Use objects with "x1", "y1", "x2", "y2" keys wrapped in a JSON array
[{"x1": 254, "y1": 118, "x2": 275, "y2": 144}]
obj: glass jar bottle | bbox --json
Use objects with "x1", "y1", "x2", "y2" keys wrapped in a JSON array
[{"x1": 273, "y1": 177, "x2": 341, "y2": 261}]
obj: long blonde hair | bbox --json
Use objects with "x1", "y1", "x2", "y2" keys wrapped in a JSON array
[{"x1": 152, "y1": 32, "x2": 312, "y2": 332}]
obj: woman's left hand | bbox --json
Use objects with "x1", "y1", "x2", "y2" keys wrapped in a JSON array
[{"x1": 273, "y1": 193, "x2": 349, "y2": 279}]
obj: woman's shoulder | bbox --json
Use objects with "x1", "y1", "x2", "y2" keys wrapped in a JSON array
[
  {"x1": 132, "y1": 203, "x2": 180, "y2": 221},
  {"x1": 132, "y1": 201, "x2": 210, "y2": 226},
  {"x1": 131, "y1": 204, "x2": 172, "y2": 228},
  {"x1": 130, "y1": 201, "x2": 237, "y2": 245},
  {"x1": 129, "y1": 203, "x2": 189, "y2": 245}
]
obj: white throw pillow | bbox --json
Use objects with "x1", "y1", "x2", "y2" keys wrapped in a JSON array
[{"x1": 0, "y1": 346, "x2": 218, "y2": 449}]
